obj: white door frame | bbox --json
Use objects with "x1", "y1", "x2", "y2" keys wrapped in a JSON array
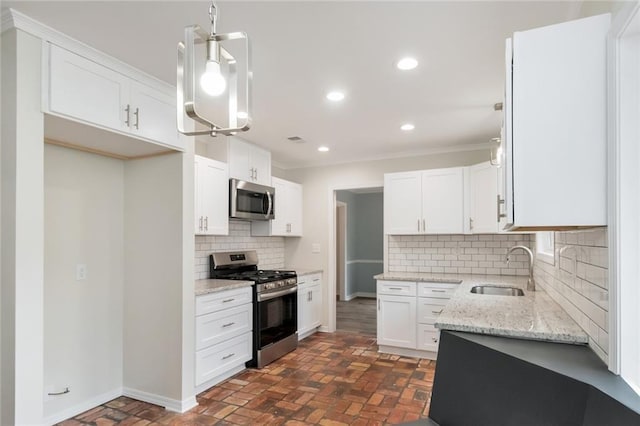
[
  {"x1": 327, "y1": 182, "x2": 383, "y2": 333},
  {"x1": 608, "y1": 0, "x2": 640, "y2": 388},
  {"x1": 336, "y1": 201, "x2": 347, "y2": 301}
]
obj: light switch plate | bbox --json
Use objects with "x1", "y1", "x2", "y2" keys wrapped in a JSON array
[
  {"x1": 312, "y1": 243, "x2": 320, "y2": 254},
  {"x1": 76, "y1": 264, "x2": 87, "y2": 281}
]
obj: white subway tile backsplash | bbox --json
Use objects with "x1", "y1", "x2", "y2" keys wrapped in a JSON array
[
  {"x1": 194, "y1": 220, "x2": 285, "y2": 280},
  {"x1": 533, "y1": 227, "x2": 609, "y2": 363},
  {"x1": 388, "y1": 234, "x2": 533, "y2": 276}
]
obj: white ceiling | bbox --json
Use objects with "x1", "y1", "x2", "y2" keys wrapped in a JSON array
[{"x1": 3, "y1": 1, "x2": 614, "y2": 169}]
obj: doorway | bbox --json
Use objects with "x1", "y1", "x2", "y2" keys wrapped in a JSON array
[{"x1": 334, "y1": 188, "x2": 383, "y2": 336}]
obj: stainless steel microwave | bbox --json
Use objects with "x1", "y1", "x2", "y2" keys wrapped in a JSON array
[{"x1": 229, "y1": 178, "x2": 275, "y2": 221}]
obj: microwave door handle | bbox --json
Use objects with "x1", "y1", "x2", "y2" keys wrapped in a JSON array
[{"x1": 266, "y1": 191, "x2": 273, "y2": 219}]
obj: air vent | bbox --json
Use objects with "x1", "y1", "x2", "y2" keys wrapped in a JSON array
[{"x1": 287, "y1": 136, "x2": 305, "y2": 143}]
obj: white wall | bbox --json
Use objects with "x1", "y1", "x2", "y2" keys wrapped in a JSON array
[
  {"x1": 1, "y1": 28, "x2": 45, "y2": 425},
  {"x1": 43, "y1": 144, "x2": 124, "y2": 421},
  {"x1": 123, "y1": 153, "x2": 189, "y2": 406},
  {"x1": 283, "y1": 149, "x2": 488, "y2": 327}
]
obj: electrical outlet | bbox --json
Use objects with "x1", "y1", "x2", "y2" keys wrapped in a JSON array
[
  {"x1": 312, "y1": 243, "x2": 321, "y2": 254},
  {"x1": 76, "y1": 264, "x2": 87, "y2": 281}
]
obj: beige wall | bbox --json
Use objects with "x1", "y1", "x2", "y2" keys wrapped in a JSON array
[
  {"x1": 282, "y1": 149, "x2": 488, "y2": 326},
  {"x1": 44, "y1": 144, "x2": 124, "y2": 421}
]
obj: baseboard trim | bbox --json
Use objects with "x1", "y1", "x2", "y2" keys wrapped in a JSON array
[
  {"x1": 123, "y1": 387, "x2": 198, "y2": 413},
  {"x1": 194, "y1": 364, "x2": 246, "y2": 396},
  {"x1": 344, "y1": 292, "x2": 376, "y2": 301},
  {"x1": 378, "y1": 345, "x2": 437, "y2": 360},
  {"x1": 44, "y1": 387, "x2": 122, "y2": 425}
]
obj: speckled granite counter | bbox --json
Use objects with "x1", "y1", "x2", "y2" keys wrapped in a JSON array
[
  {"x1": 195, "y1": 279, "x2": 253, "y2": 296},
  {"x1": 374, "y1": 273, "x2": 588, "y2": 344}
]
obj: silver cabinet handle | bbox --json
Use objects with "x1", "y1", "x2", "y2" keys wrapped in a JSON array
[
  {"x1": 310, "y1": 292, "x2": 313, "y2": 301},
  {"x1": 249, "y1": 168, "x2": 254, "y2": 180},
  {"x1": 133, "y1": 107, "x2": 139, "y2": 129},
  {"x1": 432, "y1": 310, "x2": 443, "y2": 314},
  {"x1": 124, "y1": 104, "x2": 131, "y2": 127},
  {"x1": 222, "y1": 353, "x2": 235, "y2": 360},
  {"x1": 418, "y1": 218, "x2": 421, "y2": 232},
  {"x1": 222, "y1": 322, "x2": 235, "y2": 328},
  {"x1": 422, "y1": 218, "x2": 426, "y2": 232},
  {"x1": 255, "y1": 168, "x2": 258, "y2": 181},
  {"x1": 222, "y1": 298, "x2": 235, "y2": 303},
  {"x1": 470, "y1": 218, "x2": 474, "y2": 230},
  {"x1": 378, "y1": 299, "x2": 380, "y2": 310},
  {"x1": 47, "y1": 387, "x2": 70, "y2": 396},
  {"x1": 431, "y1": 289, "x2": 446, "y2": 293},
  {"x1": 312, "y1": 279, "x2": 320, "y2": 282},
  {"x1": 497, "y1": 195, "x2": 506, "y2": 222},
  {"x1": 432, "y1": 337, "x2": 439, "y2": 343},
  {"x1": 204, "y1": 216, "x2": 208, "y2": 231},
  {"x1": 389, "y1": 287, "x2": 404, "y2": 291}
]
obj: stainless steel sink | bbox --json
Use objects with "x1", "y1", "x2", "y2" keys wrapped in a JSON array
[{"x1": 470, "y1": 285, "x2": 525, "y2": 296}]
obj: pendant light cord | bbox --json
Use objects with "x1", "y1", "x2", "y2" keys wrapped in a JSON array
[{"x1": 209, "y1": 1, "x2": 218, "y2": 35}]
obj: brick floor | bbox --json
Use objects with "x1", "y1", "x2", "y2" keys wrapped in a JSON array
[{"x1": 58, "y1": 332, "x2": 435, "y2": 425}]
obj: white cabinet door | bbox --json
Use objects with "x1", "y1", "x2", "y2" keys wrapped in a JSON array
[
  {"x1": 129, "y1": 80, "x2": 182, "y2": 150},
  {"x1": 309, "y1": 278, "x2": 322, "y2": 329},
  {"x1": 422, "y1": 168, "x2": 464, "y2": 234},
  {"x1": 376, "y1": 294, "x2": 416, "y2": 348},
  {"x1": 297, "y1": 285, "x2": 311, "y2": 337},
  {"x1": 195, "y1": 155, "x2": 228, "y2": 235},
  {"x1": 48, "y1": 45, "x2": 129, "y2": 132},
  {"x1": 228, "y1": 138, "x2": 252, "y2": 182},
  {"x1": 506, "y1": 14, "x2": 609, "y2": 229},
  {"x1": 384, "y1": 171, "x2": 422, "y2": 234},
  {"x1": 288, "y1": 182, "x2": 303, "y2": 236},
  {"x1": 250, "y1": 147, "x2": 272, "y2": 186},
  {"x1": 228, "y1": 138, "x2": 272, "y2": 185},
  {"x1": 270, "y1": 178, "x2": 289, "y2": 235},
  {"x1": 468, "y1": 162, "x2": 499, "y2": 234}
]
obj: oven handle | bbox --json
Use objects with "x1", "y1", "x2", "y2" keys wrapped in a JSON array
[
  {"x1": 265, "y1": 190, "x2": 273, "y2": 219},
  {"x1": 257, "y1": 286, "x2": 297, "y2": 302}
]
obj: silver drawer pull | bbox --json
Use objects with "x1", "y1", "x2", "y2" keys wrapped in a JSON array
[
  {"x1": 47, "y1": 387, "x2": 70, "y2": 396},
  {"x1": 389, "y1": 287, "x2": 404, "y2": 291},
  {"x1": 432, "y1": 337, "x2": 439, "y2": 343},
  {"x1": 431, "y1": 289, "x2": 446, "y2": 293},
  {"x1": 222, "y1": 298, "x2": 235, "y2": 303},
  {"x1": 222, "y1": 322, "x2": 235, "y2": 328},
  {"x1": 222, "y1": 353, "x2": 235, "y2": 360},
  {"x1": 432, "y1": 310, "x2": 443, "y2": 314}
]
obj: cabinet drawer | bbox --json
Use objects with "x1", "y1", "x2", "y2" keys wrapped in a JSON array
[
  {"x1": 377, "y1": 280, "x2": 416, "y2": 296},
  {"x1": 417, "y1": 297, "x2": 448, "y2": 324},
  {"x1": 196, "y1": 303, "x2": 252, "y2": 351},
  {"x1": 417, "y1": 324, "x2": 441, "y2": 352},
  {"x1": 196, "y1": 286, "x2": 252, "y2": 316},
  {"x1": 418, "y1": 282, "x2": 457, "y2": 298},
  {"x1": 195, "y1": 332, "x2": 252, "y2": 386},
  {"x1": 297, "y1": 273, "x2": 321, "y2": 287}
]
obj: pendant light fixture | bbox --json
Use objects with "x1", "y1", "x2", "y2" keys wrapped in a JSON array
[{"x1": 177, "y1": 1, "x2": 251, "y2": 137}]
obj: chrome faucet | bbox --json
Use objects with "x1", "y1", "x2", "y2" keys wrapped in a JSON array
[{"x1": 505, "y1": 245, "x2": 535, "y2": 291}]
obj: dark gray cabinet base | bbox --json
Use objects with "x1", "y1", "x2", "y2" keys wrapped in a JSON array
[{"x1": 429, "y1": 331, "x2": 640, "y2": 426}]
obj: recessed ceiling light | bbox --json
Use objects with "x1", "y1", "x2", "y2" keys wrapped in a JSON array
[
  {"x1": 397, "y1": 57, "x2": 418, "y2": 71},
  {"x1": 400, "y1": 123, "x2": 415, "y2": 131},
  {"x1": 326, "y1": 91, "x2": 345, "y2": 102},
  {"x1": 318, "y1": 146, "x2": 330, "y2": 152},
  {"x1": 237, "y1": 111, "x2": 248, "y2": 119}
]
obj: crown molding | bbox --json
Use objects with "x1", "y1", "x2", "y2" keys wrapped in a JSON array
[{"x1": 1, "y1": 8, "x2": 174, "y2": 94}]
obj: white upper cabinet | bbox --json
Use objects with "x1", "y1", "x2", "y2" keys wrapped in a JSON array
[
  {"x1": 252, "y1": 177, "x2": 303, "y2": 237},
  {"x1": 46, "y1": 44, "x2": 183, "y2": 151},
  {"x1": 467, "y1": 162, "x2": 500, "y2": 234},
  {"x1": 228, "y1": 138, "x2": 271, "y2": 186},
  {"x1": 504, "y1": 14, "x2": 610, "y2": 230},
  {"x1": 195, "y1": 155, "x2": 228, "y2": 235},
  {"x1": 384, "y1": 168, "x2": 464, "y2": 235}
]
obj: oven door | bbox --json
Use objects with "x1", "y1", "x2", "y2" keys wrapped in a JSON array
[
  {"x1": 256, "y1": 286, "x2": 297, "y2": 349},
  {"x1": 230, "y1": 179, "x2": 275, "y2": 220}
]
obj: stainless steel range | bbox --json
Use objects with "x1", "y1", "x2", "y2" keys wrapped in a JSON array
[{"x1": 210, "y1": 250, "x2": 297, "y2": 368}]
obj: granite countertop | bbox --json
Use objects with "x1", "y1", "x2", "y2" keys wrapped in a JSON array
[
  {"x1": 374, "y1": 272, "x2": 588, "y2": 345},
  {"x1": 286, "y1": 267, "x2": 323, "y2": 276},
  {"x1": 195, "y1": 279, "x2": 254, "y2": 296}
]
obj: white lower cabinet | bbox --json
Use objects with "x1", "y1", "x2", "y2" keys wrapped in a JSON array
[
  {"x1": 195, "y1": 286, "x2": 253, "y2": 387},
  {"x1": 377, "y1": 280, "x2": 454, "y2": 358},
  {"x1": 297, "y1": 273, "x2": 323, "y2": 340}
]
